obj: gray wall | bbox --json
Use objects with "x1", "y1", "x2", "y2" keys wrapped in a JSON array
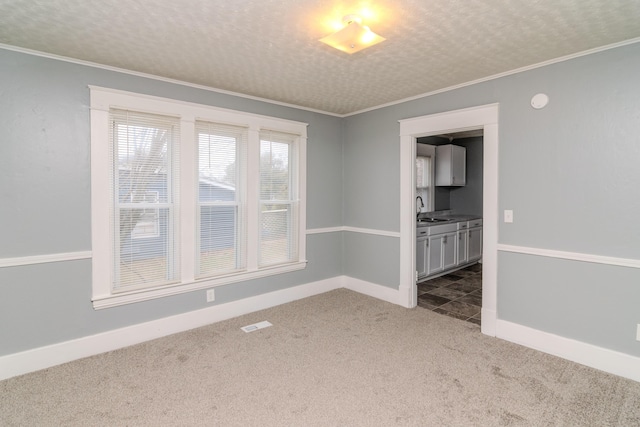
[
  {"x1": 449, "y1": 137, "x2": 483, "y2": 217},
  {"x1": 0, "y1": 49, "x2": 343, "y2": 356},
  {"x1": 3, "y1": 40, "x2": 640, "y2": 360},
  {"x1": 342, "y1": 42, "x2": 640, "y2": 357}
]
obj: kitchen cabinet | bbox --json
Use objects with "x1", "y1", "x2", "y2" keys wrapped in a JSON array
[
  {"x1": 417, "y1": 218, "x2": 482, "y2": 281},
  {"x1": 456, "y1": 219, "x2": 482, "y2": 266},
  {"x1": 435, "y1": 144, "x2": 466, "y2": 186},
  {"x1": 441, "y1": 232, "x2": 457, "y2": 271},
  {"x1": 417, "y1": 223, "x2": 458, "y2": 279},
  {"x1": 427, "y1": 234, "x2": 444, "y2": 275},
  {"x1": 468, "y1": 221, "x2": 483, "y2": 262},
  {"x1": 457, "y1": 229, "x2": 468, "y2": 266},
  {"x1": 428, "y1": 231, "x2": 457, "y2": 276},
  {"x1": 416, "y1": 235, "x2": 428, "y2": 278}
]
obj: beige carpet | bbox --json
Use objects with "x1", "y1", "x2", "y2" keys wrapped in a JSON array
[{"x1": 2, "y1": 289, "x2": 639, "y2": 426}]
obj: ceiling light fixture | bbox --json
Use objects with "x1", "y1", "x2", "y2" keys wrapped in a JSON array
[{"x1": 319, "y1": 14, "x2": 386, "y2": 54}]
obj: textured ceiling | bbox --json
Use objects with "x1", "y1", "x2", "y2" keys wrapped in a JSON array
[{"x1": 1, "y1": 0, "x2": 639, "y2": 115}]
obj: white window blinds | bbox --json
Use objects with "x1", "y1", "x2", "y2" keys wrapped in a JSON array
[
  {"x1": 259, "y1": 130, "x2": 298, "y2": 266},
  {"x1": 416, "y1": 156, "x2": 430, "y2": 188},
  {"x1": 109, "y1": 109, "x2": 180, "y2": 291},
  {"x1": 195, "y1": 121, "x2": 248, "y2": 277}
]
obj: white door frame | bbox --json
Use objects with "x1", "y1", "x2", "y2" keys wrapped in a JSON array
[{"x1": 398, "y1": 104, "x2": 499, "y2": 337}]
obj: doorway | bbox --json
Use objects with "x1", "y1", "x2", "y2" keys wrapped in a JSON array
[
  {"x1": 398, "y1": 104, "x2": 498, "y2": 337},
  {"x1": 416, "y1": 131, "x2": 483, "y2": 325}
]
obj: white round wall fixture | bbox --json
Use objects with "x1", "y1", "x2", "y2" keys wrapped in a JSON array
[{"x1": 531, "y1": 93, "x2": 549, "y2": 109}]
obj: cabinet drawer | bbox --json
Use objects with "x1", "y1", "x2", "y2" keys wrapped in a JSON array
[
  {"x1": 469, "y1": 219, "x2": 483, "y2": 228},
  {"x1": 429, "y1": 223, "x2": 458, "y2": 234},
  {"x1": 457, "y1": 221, "x2": 469, "y2": 230}
]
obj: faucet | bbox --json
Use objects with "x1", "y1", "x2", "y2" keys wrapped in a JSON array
[{"x1": 416, "y1": 196, "x2": 424, "y2": 219}]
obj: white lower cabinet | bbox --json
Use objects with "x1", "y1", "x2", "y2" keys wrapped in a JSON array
[
  {"x1": 417, "y1": 218, "x2": 482, "y2": 280},
  {"x1": 427, "y1": 234, "x2": 444, "y2": 275},
  {"x1": 441, "y1": 232, "x2": 457, "y2": 271},
  {"x1": 427, "y1": 231, "x2": 456, "y2": 276},
  {"x1": 456, "y1": 230, "x2": 468, "y2": 266},
  {"x1": 416, "y1": 236, "x2": 428, "y2": 278},
  {"x1": 468, "y1": 226, "x2": 483, "y2": 262}
]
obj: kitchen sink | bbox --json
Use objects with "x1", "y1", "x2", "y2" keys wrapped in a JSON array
[{"x1": 417, "y1": 217, "x2": 450, "y2": 223}]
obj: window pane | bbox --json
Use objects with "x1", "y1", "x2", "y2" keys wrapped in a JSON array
[
  {"x1": 259, "y1": 131, "x2": 297, "y2": 266},
  {"x1": 118, "y1": 207, "x2": 172, "y2": 287},
  {"x1": 259, "y1": 203, "x2": 297, "y2": 265},
  {"x1": 130, "y1": 191, "x2": 159, "y2": 239},
  {"x1": 196, "y1": 122, "x2": 247, "y2": 277},
  {"x1": 260, "y1": 139, "x2": 290, "y2": 201},
  {"x1": 199, "y1": 205, "x2": 238, "y2": 272},
  {"x1": 110, "y1": 109, "x2": 180, "y2": 291}
]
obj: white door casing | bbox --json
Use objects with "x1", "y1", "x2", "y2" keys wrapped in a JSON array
[{"x1": 398, "y1": 104, "x2": 499, "y2": 337}]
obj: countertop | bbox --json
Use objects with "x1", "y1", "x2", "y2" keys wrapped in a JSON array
[{"x1": 416, "y1": 213, "x2": 482, "y2": 228}]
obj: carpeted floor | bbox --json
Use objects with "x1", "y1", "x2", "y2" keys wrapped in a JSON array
[{"x1": 2, "y1": 289, "x2": 639, "y2": 426}]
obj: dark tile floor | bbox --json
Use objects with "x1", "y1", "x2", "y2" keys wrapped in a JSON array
[{"x1": 417, "y1": 263, "x2": 482, "y2": 326}]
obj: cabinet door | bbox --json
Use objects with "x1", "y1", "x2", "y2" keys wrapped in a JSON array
[
  {"x1": 468, "y1": 227, "x2": 483, "y2": 262},
  {"x1": 451, "y1": 145, "x2": 466, "y2": 186},
  {"x1": 442, "y1": 232, "x2": 457, "y2": 270},
  {"x1": 416, "y1": 237, "x2": 428, "y2": 279},
  {"x1": 435, "y1": 145, "x2": 466, "y2": 186},
  {"x1": 427, "y1": 235, "x2": 444, "y2": 275},
  {"x1": 457, "y1": 230, "x2": 468, "y2": 265}
]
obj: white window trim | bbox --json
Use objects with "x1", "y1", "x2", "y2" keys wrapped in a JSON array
[{"x1": 90, "y1": 86, "x2": 307, "y2": 309}]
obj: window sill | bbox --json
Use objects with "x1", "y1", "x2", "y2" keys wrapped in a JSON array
[{"x1": 92, "y1": 260, "x2": 307, "y2": 309}]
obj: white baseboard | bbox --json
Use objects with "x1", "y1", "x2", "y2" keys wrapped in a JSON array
[
  {"x1": 342, "y1": 276, "x2": 401, "y2": 305},
  {"x1": 4, "y1": 276, "x2": 638, "y2": 385},
  {"x1": 480, "y1": 307, "x2": 497, "y2": 336},
  {"x1": 496, "y1": 319, "x2": 640, "y2": 383},
  {"x1": 0, "y1": 276, "x2": 342, "y2": 381}
]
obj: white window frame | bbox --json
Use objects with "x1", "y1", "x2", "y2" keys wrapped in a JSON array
[
  {"x1": 194, "y1": 122, "x2": 248, "y2": 278},
  {"x1": 258, "y1": 131, "x2": 299, "y2": 267},
  {"x1": 90, "y1": 86, "x2": 307, "y2": 309},
  {"x1": 416, "y1": 144, "x2": 436, "y2": 213}
]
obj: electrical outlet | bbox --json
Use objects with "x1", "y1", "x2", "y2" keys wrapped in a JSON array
[
  {"x1": 504, "y1": 209, "x2": 513, "y2": 223},
  {"x1": 206, "y1": 289, "x2": 215, "y2": 302},
  {"x1": 636, "y1": 324, "x2": 640, "y2": 341}
]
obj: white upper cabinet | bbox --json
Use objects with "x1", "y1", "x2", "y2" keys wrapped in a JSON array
[{"x1": 435, "y1": 144, "x2": 466, "y2": 186}]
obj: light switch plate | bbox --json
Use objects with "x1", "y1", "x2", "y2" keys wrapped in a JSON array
[
  {"x1": 206, "y1": 289, "x2": 215, "y2": 302},
  {"x1": 504, "y1": 210, "x2": 514, "y2": 223}
]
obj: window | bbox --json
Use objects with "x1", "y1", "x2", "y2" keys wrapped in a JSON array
[
  {"x1": 110, "y1": 109, "x2": 180, "y2": 292},
  {"x1": 416, "y1": 156, "x2": 429, "y2": 189},
  {"x1": 416, "y1": 144, "x2": 436, "y2": 212},
  {"x1": 416, "y1": 155, "x2": 432, "y2": 212},
  {"x1": 196, "y1": 121, "x2": 247, "y2": 277},
  {"x1": 90, "y1": 87, "x2": 307, "y2": 309},
  {"x1": 259, "y1": 131, "x2": 298, "y2": 267}
]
